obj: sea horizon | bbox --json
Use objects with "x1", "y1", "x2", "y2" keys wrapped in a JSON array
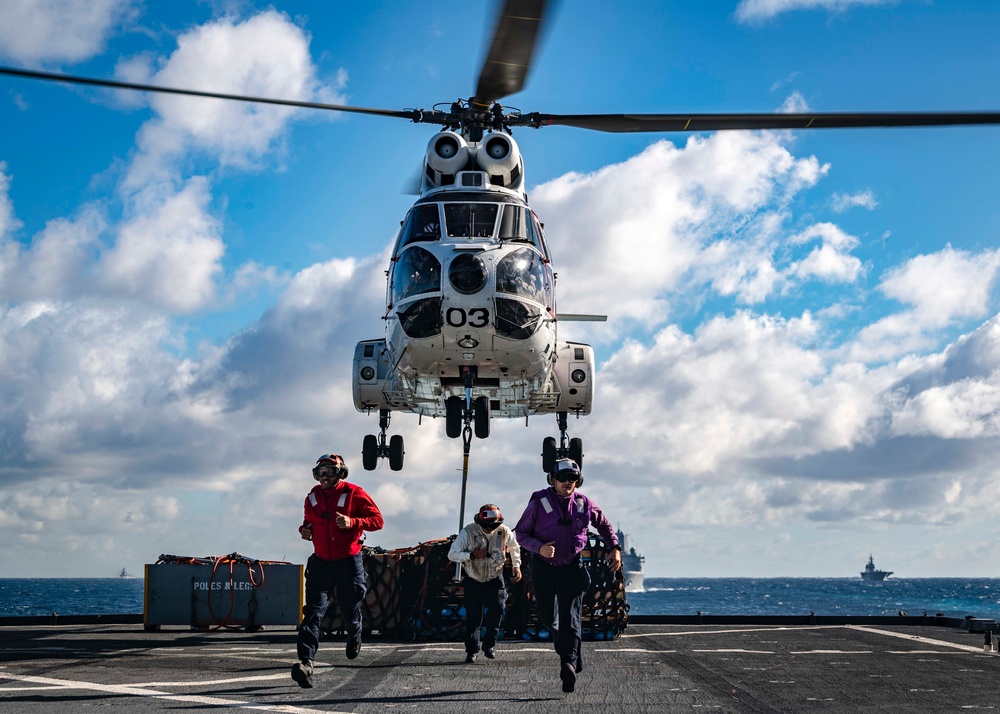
[{"x1": 3, "y1": 576, "x2": 1000, "y2": 620}]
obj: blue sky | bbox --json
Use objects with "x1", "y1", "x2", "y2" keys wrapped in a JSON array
[{"x1": 3, "y1": 0, "x2": 1000, "y2": 581}]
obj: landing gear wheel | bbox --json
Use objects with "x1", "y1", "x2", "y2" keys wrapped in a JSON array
[
  {"x1": 445, "y1": 396, "x2": 463, "y2": 439},
  {"x1": 473, "y1": 396, "x2": 490, "y2": 439},
  {"x1": 569, "y1": 437, "x2": 584, "y2": 471},
  {"x1": 388, "y1": 434, "x2": 404, "y2": 471},
  {"x1": 362, "y1": 434, "x2": 378, "y2": 471},
  {"x1": 542, "y1": 436, "x2": 556, "y2": 473}
]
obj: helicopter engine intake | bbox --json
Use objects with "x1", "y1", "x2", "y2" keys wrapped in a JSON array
[
  {"x1": 474, "y1": 133, "x2": 522, "y2": 188},
  {"x1": 424, "y1": 131, "x2": 471, "y2": 187}
]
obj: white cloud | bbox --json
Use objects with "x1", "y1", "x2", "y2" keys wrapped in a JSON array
[
  {"x1": 533, "y1": 132, "x2": 829, "y2": 325},
  {"x1": 0, "y1": 0, "x2": 134, "y2": 65},
  {"x1": 879, "y1": 246, "x2": 1000, "y2": 325},
  {"x1": 850, "y1": 246, "x2": 1000, "y2": 361},
  {"x1": 778, "y1": 90, "x2": 810, "y2": 113},
  {"x1": 0, "y1": 204, "x2": 106, "y2": 302},
  {"x1": 0, "y1": 164, "x2": 21, "y2": 239},
  {"x1": 100, "y1": 178, "x2": 223, "y2": 312},
  {"x1": 892, "y1": 377, "x2": 1000, "y2": 439},
  {"x1": 736, "y1": 0, "x2": 896, "y2": 23},
  {"x1": 118, "y1": 11, "x2": 348, "y2": 184},
  {"x1": 788, "y1": 222, "x2": 863, "y2": 283},
  {"x1": 831, "y1": 189, "x2": 878, "y2": 212}
]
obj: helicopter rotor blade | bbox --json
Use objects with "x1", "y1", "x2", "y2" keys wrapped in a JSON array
[
  {"x1": 471, "y1": 0, "x2": 549, "y2": 109},
  {"x1": 0, "y1": 66, "x2": 421, "y2": 122},
  {"x1": 517, "y1": 110, "x2": 1000, "y2": 133},
  {"x1": 7, "y1": 66, "x2": 1000, "y2": 135}
]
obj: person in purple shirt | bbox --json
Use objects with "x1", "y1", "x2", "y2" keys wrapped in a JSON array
[{"x1": 514, "y1": 458, "x2": 622, "y2": 693}]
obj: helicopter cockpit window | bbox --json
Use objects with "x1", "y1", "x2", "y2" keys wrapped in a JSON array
[
  {"x1": 498, "y1": 205, "x2": 542, "y2": 249},
  {"x1": 444, "y1": 203, "x2": 498, "y2": 239},
  {"x1": 392, "y1": 246, "x2": 441, "y2": 302},
  {"x1": 400, "y1": 204, "x2": 442, "y2": 248},
  {"x1": 496, "y1": 247, "x2": 547, "y2": 305},
  {"x1": 495, "y1": 299, "x2": 543, "y2": 340}
]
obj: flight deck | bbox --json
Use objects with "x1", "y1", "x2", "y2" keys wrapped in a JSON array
[{"x1": 2, "y1": 618, "x2": 998, "y2": 713}]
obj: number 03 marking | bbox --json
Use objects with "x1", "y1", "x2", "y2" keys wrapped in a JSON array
[{"x1": 446, "y1": 307, "x2": 490, "y2": 328}]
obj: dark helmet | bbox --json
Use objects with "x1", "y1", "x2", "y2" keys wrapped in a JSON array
[
  {"x1": 548, "y1": 457, "x2": 583, "y2": 487},
  {"x1": 312, "y1": 453, "x2": 348, "y2": 481},
  {"x1": 474, "y1": 503, "x2": 504, "y2": 528}
]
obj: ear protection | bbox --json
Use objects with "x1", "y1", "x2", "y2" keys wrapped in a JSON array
[
  {"x1": 547, "y1": 457, "x2": 583, "y2": 487},
  {"x1": 312, "y1": 453, "x2": 348, "y2": 481}
]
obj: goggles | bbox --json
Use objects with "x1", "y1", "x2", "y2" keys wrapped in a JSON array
[{"x1": 551, "y1": 459, "x2": 580, "y2": 483}]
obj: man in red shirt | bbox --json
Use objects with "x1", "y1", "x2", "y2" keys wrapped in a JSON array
[{"x1": 292, "y1": 454, "x2": 384, "y2": 689}]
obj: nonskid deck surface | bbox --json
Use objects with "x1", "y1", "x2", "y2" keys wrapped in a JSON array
[{"x1": 1, "y1": 623, "x2": 998, "y2": 713}]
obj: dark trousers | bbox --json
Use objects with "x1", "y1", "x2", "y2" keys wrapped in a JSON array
[
  {"x1": 530, "y1": 555, "x2": 590, "y2": 669},
  {"x1": 297, "y1": 553, "x2": 367, "y2": 662},
  {"x1": 462, "y1": 576, "x2": 508, "y2": 654}
]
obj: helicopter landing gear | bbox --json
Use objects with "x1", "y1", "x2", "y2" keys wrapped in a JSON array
[
  {"x1": 446, "y1": 396, "x2": 463, "y2": 438},
  {"x1": 445, "y1": 367, "x2": 491, "y2": 440},
  {"x1": 474, "y1": 396, "x2": 490, "y2": 439},
  {"x1": 362, "y1": 409, "x2": 404, "y2": 471},
  {"x1": 541, "y1": 411, "x2": 583, "y2": 473}
]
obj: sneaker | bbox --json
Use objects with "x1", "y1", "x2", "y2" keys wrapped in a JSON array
[
  {"x1": 291, "y1": 660, "x2": 314, "y2": 689},
  {"x1": 464, "y1": 652, "x2": 477, "y2": 663},
  {"x1": 346, "y1": 636, "x2": 362, "y2": 660},
  {"x1": 483, "y1": 647, "x2": 495, "y2": 659},
  {"x1": 560, "y1": 662, "x2": 576, "y2": 693}
]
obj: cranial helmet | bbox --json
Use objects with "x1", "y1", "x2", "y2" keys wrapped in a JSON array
[
  {"x1": 474, "y1": 503, "x2": 504, "y2": 528},
  {"x1": 548, "y1": 457, "x2": 583, "y2": 487},
  {"x1": 312, "y1": 453, "x2": 348, "y2": 481}
]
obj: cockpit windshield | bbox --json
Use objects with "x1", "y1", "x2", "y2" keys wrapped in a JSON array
[
  {"x1": 497, "y1": 205, "x2": 543, "y2": 251},
  {"x1": 444, "y1": 203, "x2": 498, "y2": 239},
  {"x1": 496, "y1": 247, "x2": 547, "y2": 305},
  {"x1": 399, "y1": 204, "x2": 442, "y2": 248},
  {"x1": 392, "y1": 246, "x2": 441, "y2": 302}
]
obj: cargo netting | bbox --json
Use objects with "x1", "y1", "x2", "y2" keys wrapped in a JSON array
[{"x1": 321, "y1": 532, "x2": 629, "y2": 641}]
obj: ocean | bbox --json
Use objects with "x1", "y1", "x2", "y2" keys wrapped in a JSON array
[
  {"x1": 628, "y1": 577, "x2": 1000, "y2": 619},
  {"x1": 3, "y1": 577, "x2": 1000, "y2": 620}
]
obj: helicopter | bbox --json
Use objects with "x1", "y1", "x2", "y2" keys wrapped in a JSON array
[
  {"x1": 350, "y1": 110, "x2": 600, "y2": 475},
  {"x1": 4, "y1": 0, "x2": 1000, "y2": 476}
]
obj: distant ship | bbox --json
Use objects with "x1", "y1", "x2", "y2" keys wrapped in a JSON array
[
  {"x1": 616, "y1": 529, "x2": 645, "y2": 592},
  {"x1": 861, "y1": 554, "x2": 892, "y2": 581},
  {"x1": 119, "y1": 567, "x2": 130, "y2": 579}
]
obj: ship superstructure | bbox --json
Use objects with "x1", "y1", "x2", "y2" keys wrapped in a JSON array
[
  {"x1": 861, "y1": 554, "x2": 892, "y2": 581},
  {"x1": 616, "y1": 529, "x2": 645, "y2": 592}
]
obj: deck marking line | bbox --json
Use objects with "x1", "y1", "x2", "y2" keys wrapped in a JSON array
[
  {"x1": 0, "y1": 672, "x2": 346, "y2": 713},
  {"x1": 612, "y1": 648, "x2": 676, "y2": 653},
  {"x1": 620, "y1": 625, "x2": 841, "y2": 638},
  {"x1": 846, "y1": 625, "x2": 987, "y2": 654},
  {"x1": 129, "y1": 673, "x2": 290, "y2": 687},
  {"x1": 692, "y1": 649, "x2": 774, "y2": 654}
]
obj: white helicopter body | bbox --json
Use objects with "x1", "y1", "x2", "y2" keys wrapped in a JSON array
[{"x1": 353, "y1": 129, "x2": 595, "y2": 471}]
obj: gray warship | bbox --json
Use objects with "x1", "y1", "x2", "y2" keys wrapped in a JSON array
[
  {"x1": 616, "y1": 529, "x2": 645, "y2": 592},
  {"x1": 861, "y1": 554, "x2": 893, "y2": 581}
]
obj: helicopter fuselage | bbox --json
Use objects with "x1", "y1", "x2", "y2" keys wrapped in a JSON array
[{"x1": 353, "y1": 131, "x2": 595, "y2": 452}]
